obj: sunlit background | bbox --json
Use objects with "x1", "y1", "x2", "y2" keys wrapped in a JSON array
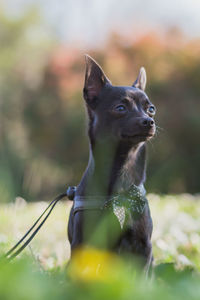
[
  {"x1": 0, "y1": 0, "x2": 200, "y2": 202},
  {"x1": 1, "y1": 2, "x2": 200, "y2": 299}
]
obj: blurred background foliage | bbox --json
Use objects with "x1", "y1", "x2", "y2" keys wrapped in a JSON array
[
  {"x1": 1, "y1": 3, "x2": 200, "y2": 299},
  {"x1": 0, "y1": 7, "x2": 200, "y2": 202}
]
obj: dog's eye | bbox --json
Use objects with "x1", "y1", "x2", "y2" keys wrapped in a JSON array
[
  {"x1": 147, "y1": 105, "x2": 156, "y2": 116},
  {"x1": 115, "y1": 105, "x2": 127, "y2": 112}
]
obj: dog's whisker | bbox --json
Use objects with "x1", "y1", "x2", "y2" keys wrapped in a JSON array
[
  {"x1": 154, "y1": 130, "x2": 161, "y2": 137},
  {"x1": 148, "y1": 139, "x2": 156, "y2": 152},
  {"x1": 156, "y1": 125, "x2": 164, "y2": 131}
]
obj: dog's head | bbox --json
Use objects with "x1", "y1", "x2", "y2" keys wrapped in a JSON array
[{"x1": 83, "y1": 55, "x2": 156, "y2": 146}]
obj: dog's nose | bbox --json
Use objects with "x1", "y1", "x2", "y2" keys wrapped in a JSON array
[{"x1": 141, "y1": 117, "x2": 155, "y2": 127}]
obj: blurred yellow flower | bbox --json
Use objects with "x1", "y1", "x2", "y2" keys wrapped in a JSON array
[{"x1": 68, "y1": 247, "x2": 123, "y2": 282}]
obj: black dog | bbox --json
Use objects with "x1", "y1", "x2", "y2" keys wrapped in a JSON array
[{"x1": 68, "y1": 55, "x2": 156, "y2": 273}]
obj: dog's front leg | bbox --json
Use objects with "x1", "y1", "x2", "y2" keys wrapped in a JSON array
[{"x1": 70, "y1": 211, "x2": 84, "y2": 253}]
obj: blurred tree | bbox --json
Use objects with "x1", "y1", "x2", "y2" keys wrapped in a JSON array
[
  {"x1": 0, "y1": 8, "x2": 55, "y2": 201},
  {"x1": 0, "y1": 13, "x2": 200, "y2": 201}
]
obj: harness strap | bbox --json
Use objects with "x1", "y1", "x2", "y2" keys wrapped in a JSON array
[
  {"x1": 3, "y1": 184, "x2": 146, "y2": 260},
  {"x1": 73, "y1": 197, "x2": 112, "y2": 214},
  {"x1": 6, "y1": 194, "x2": 66, "y2": 260},
  {"x1": 4, "y1": 187, "x2": 77, "y2": 261},
  {"x1": 73, "y1": 184, "x2": 147, "y2": 217}
]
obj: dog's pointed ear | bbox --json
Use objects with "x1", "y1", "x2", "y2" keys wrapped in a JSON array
[
  {"x1": 83, "y1": 55, "x2": 111, "y2": 107},
  {"x1": 132, "y1": 67, "x2": 147, "y2": 91}
]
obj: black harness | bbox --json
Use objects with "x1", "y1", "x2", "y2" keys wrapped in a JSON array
[
  {"x1": 4, "y1": 184, "x2": 147, "y2": 260},
  {"x1": 72, "y1": 184, "x2": 147, "y2": 227}
]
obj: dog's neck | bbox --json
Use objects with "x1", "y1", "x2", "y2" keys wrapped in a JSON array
[{"x1": 77, "y1": 138, "x2": 146, "y2": 197}]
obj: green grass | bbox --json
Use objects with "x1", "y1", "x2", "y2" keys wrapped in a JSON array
[{"x1": 0, "y1": 194, "x2": 200, "y2": 299}]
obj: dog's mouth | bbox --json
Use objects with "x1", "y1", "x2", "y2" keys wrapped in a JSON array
[{"x1": 121, "y1": 132, "x2": 155, "y2": 140}]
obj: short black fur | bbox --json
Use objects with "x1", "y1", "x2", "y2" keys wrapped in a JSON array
[{"x1": 68, "y1": 55, "x2": 156, "y2": 274}]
